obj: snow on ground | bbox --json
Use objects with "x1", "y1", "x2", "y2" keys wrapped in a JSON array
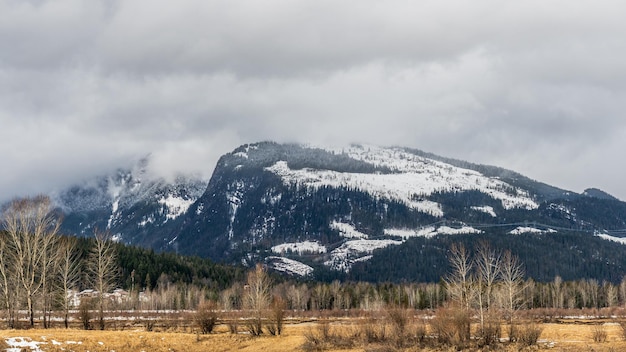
[
  {"x1": 271, "y1": 241, "x2": 327, "y2": 255},
  {"x1": 509, "y1": 226, "x2": 557, "y2": 235},
  {"x1": 330, "y1": 221, "x2": 368, "y2": 239},
  {"x1": 471, "y1": 206, "x2": 497, "y2": 217},
  {"x1": 597, "y1": 233, "x2": 626, "y2": 245},
  {"x1": 267, "y1": 256, "x2": 314, "y2": 276},
  {"x1": 266, "y1": 145, "x2": 537, "y2": 217},
  {"x1": 158, "y1": 195, "x2": 195, "y2": 221},
  {"x1": 4, "y1": 337, "x2": 45, "y2": 352},
  {"x1": 437, "y1": 226, "x2": 483, "y2": 235},
  {"x1": 384, "y1": 225, "x2": 482, "y2": 239},
  {"x1": 324, "y1": 239, "x2": 402, "y2": 272}
]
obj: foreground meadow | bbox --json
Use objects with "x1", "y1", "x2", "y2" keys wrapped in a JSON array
[{"x1": 4, "y1": 317, "x2": 626, "y2": 352}]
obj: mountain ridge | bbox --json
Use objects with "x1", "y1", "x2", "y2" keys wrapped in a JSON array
[{"x1": 31, "y1": 142, "x2": 626, "y2": 282}]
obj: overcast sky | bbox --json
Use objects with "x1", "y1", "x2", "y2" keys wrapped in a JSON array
[{"x1": 2, "y1": 0, "x2": 626, "y2": 202}]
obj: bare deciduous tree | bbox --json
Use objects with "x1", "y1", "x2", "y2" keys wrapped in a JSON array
[
  {"x1": 499, "y1": 250, "x2": 526, "y2": 341},
  {"x1": 445, "y1": 243, "x2": 473, "y2": 311},
  {"x1": 244, "y1": 263, "x2": 271, "y2": 336},
  {"x1": 58, "y1": 236, "x2": 81, "y2": 328},
  {"x1": 89, "y1": 230, "x2": 118, "y2": 330},
  {"x1": 0, "y1": 234, "x2": 16, "y2": 328},
  {"x1": 1, "y1": 196, "x2": 60, "y2": 327},
  {"x1": 474, "y1": 241, "x2": 501, "y2": 334}
]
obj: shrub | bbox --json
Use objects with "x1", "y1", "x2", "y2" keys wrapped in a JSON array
[
  {"x1": 413, "y1": 320, "x2": 427, "y2": 344},
  {"x1": 478, "y1": 316, "x2": 501, "y2": 347},
  {"x1": 195, "y1": 301, "x2": 218, "y2": 334},
  {"x1": 386, "y1": 306, "x2": 408, "y2": 336},
  {"x1": 266, "y1": 296, "x2": 286, "y2": 336},
  {"x1": 430, "y1": 307, "x2": 471, "y2": 347},
  {"x1": 518, "y1": 323, "x2": 542, "y2": 346},
  {"x1": 228, "y1": 321, "x2": 238, "y2": 334},
  {"x1": 361, "y1": 317, "x2": 387, "y2": 344},
  {"x1": 592, "y1": 324, "x2": 607, "y2": 343},
  {"x1": 78, "y1": 298, "x2": 93, "y2": 330},
  {"x1": 301, "y1": 319, "x2": 355, "y2": 352},
  {"x1": 144, "y1": 319, "x2": 155, "y2": 332},
  {"x1": 246, "y1": 316, "x2": 264, "y2": 336}
]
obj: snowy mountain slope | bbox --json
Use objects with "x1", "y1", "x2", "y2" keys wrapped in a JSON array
[
  {"x1": 265, "y1": 145, "x2": 539, "y2": 216},
  {"x1": 53, "y1": 157, "x2": 207, "y2": 249},
  {"x1": 47, "y1": 142, "x2": 626, "y2": 282}
]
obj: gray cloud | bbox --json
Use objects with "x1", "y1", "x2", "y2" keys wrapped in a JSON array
[{"x1": 2, "y1": 0, "x2": 626, "y2": 202}]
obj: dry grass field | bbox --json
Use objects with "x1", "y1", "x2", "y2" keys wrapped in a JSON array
[{"x1": 3, "y1": 318, "x2": 626, "y2": 351}]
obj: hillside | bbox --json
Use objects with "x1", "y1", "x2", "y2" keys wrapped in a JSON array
[{"x1": 52, "y1": 142, "x2": 626, "y2": 282}]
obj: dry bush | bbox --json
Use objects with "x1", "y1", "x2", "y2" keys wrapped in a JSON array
[
  {"x1": 266, "y1": 296, "x2": 286, "y2": 336},
  {"x1": 517, "y1": 323, "x2": 542, "y2": 347},
  {"x1": 228, "y1": 320, "x2": 238, "y2": 334},
  {"x1": 430, "y1": 306, "x2": 471, "y2": 347},
  {"x1": 412, "y1": 320, "x2": 427, "y2": 344},
  {"x1": 507, "y1": 324, "x2": 519, "y2": 343},
  {"x1": 361, "y1": 317, "x2": 388, "y2": 344},
  {"x1": 221, "y1": 310, "x2": 240, "y2": 334},
  {"x1": 592, "y1": 324, "x2": 607, "y2": 343},
  {"x1": 78, "y1": 298, "x2": 93, "y2": 330},
  {"x1": 477, "y1": 316, "x2": 502, "y2": 347},
  {"x1": 144, "y1": 319, "x2": 155, "y2": 332},
  {"x1": 385, "y1": 307, "x2": 423, "y2": 348},
  {"x1": 302, "y1": 319, "x2": 355, "y2": 352},
  {"x1": 386, "y1": 306, "x2": 408, "y2": 335},
  {"x1": 246, "y1": 316, "x2": 264, "y2": 336},
  {"x1": 302, "y1": 321, "x2": 330, "y2": 352},
  {"x1": 195, "y1": 301, "x2": 218, "y2": 334}
]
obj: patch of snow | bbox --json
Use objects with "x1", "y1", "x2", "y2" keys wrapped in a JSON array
[
  {"x1": 226, "y1": 181, "x2": 245, "y2": 240},
  {"x1": 138, "y1": 215, "x2": 155, "y2": 227},
  {"x1": 261, "y1": 191, "x2": 282, "y2": 206},
  {"x1": 234, "y1": 151, "x2": 249, "y2": 159},
  {"x1": 330, "y1": 221, "x2": 368, "y2": 239},
  {"x1": 437, "y1": 226, "x2": 483, "y2": 235},
  {"x1": 324, "y1": 239, "x2": 402, "y2": 272},
  {"x1": 383, "y1": 228, "x2": 422, "y2": 239},
  {"x1": 471, "y1": 206, "x2": 497, "y2": 217},
  {"x1": 107, "y1": 199, "x2": 120, "y2": 229},
  {"x1": 267, "y1": 256, "x2": 314, "y2": 276},
  {"x1": 106, "y1": 176, "x2": 125, "y2": 229},
  {"x1": 167, "y1": 235, "x2": 179, "y2": 246},
  {"x1": 597, "y1": 233, "x2": 626, "y2": 245},
  {"x1": 158, "y1": 195, "x2": 194, "y2": 221},
  {"x1": 385, "y1": 225, "x2": 482, "y2": 239},
  {"x1": 509, "y1": 226, "x2": 557, "y2": 235},
  {"x1": 4, "y1": 337, "x2": 45, "y2": 352},
  {"x1": 111, "y1": 233, "x2": 122, "y2": 242},
  {"x1": 271, "y1": 241, "x2": 327, "y2": 255},
  {"x1": 267, "y1": 145, "x2": 538, "y2": 216}
]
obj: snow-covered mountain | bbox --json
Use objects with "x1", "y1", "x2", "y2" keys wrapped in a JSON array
[
  {"x1": 53, "y1": 157, "x2": 207, "y2": 250},
  {"x1": 53, "y1": 142, "x2": 626, "y2": 282}
]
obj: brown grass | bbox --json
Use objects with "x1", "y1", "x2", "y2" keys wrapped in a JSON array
[{"x1": 4, "y1": 317, "x2": 626, "y2": 351}]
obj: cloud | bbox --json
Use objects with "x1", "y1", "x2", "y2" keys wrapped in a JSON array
[{"x1": 2, "y1": 0, "x2": 626, "y2": 201}]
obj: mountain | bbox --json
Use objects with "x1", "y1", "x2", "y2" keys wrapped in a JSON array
[
  {"x1": 53, "y1": 142, "x2": 626, "y2": 283},
  {"x1": 52, "y1": 157, "x2": 208, "y2": 251}
]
